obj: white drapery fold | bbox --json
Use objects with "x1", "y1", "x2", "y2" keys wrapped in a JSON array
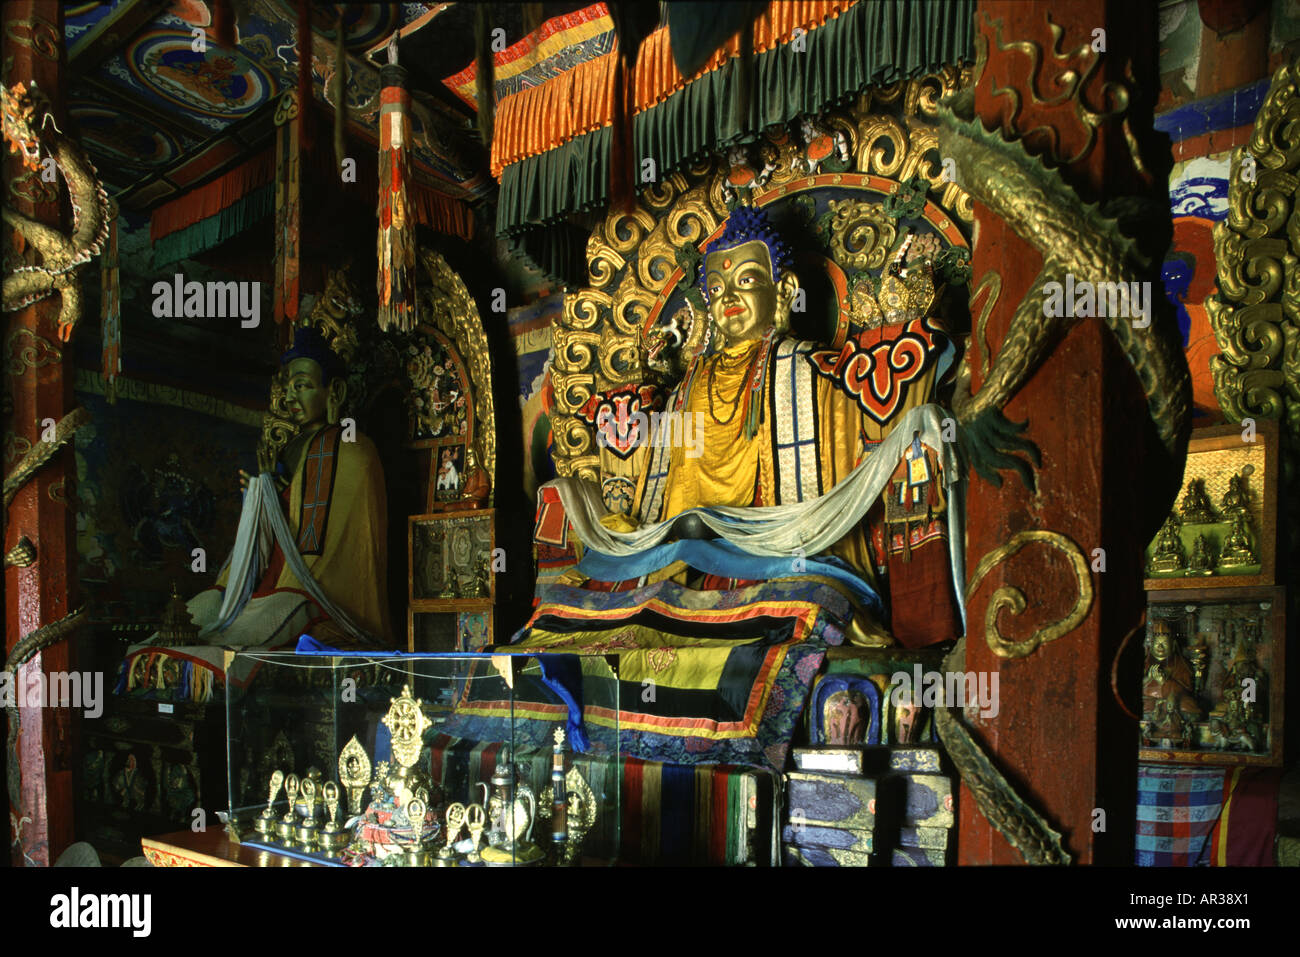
[
  {"x1": 200, "y1": 472, "x2": 378, "y2": 644},
  {"x1": 544, "y1": 404, "x2": 968, "y2": 630}
]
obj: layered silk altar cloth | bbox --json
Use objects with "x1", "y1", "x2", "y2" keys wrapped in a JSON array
[
  {"x1": 440, "y1": 405, "x2": 969, "y2": 771},
  {"x1": 547, "y1": 403, "x2": 966, "y2": 621}
]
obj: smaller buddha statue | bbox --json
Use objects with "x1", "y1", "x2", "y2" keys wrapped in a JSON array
[
  {"x1": 1147, "y1": 515, "x2": 1186, "y2": 574},
  {"x1": 1217, "y1": 512, "x2": 1256, "y2": 568},
  {"x1": 823, "y1": 690, "x2": 869, "y2": 745},
  {"x1": 460, "y1": 443, "x2": 490, "y2": 507},
  {"x1": 1178, "y1": 478, "x2": 1218, "y2": 524},
  {"x1": 1142, "y1": 620, "x2": 1203, "y2": 727},
  {"x1": 1143, "y1": 690, "x2": 1194, "y2": 749},
  {"x1": 1188, "y1": 533, "x2": 1215, "y2": 575},
  {"x1": 1219, "y1": 470, "x2": 1251, "y2": 520}
]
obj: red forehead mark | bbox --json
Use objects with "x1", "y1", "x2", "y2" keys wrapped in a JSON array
[{"x1": 723, "y1": 257, "x2": 732, "y2": 268}]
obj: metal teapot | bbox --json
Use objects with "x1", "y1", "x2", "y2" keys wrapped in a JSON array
[{"x1": 478, "y1": 758, "x2": 536, "y2": 851}]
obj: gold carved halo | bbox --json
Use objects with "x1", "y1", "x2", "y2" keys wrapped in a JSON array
[{"x1": 554, "y1": 67, "x2": 974, "y2": 485}]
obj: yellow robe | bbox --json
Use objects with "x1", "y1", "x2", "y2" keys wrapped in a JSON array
[
  {"x1": 639, "y1": 327, "x2": 946, "y2": 644},
  {"x1": 187, "y1": 425, "x2": 392, "y2": 648}
]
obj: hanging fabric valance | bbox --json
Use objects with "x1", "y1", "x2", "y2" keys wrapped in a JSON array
[
  {"x1": 150, "y1": 149, "x2": 276, "y2": 266},
  {"x1": 447, "y1": 0, "x2": 973, "y2": 285},
  {"x1": 150, "y1": 149, "x2": 275, "y2": 243},
  {"x1": 152, "y1": 186, "x2": 275, "y2": 268}
]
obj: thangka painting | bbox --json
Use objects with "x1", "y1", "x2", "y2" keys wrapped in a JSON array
[
  {"x1": 1164, "y1": 153, "x2": 1230, "y2": 422},
  {"x1": 74, "y1": 382, "x2": 260, "y2": 623},
  {"x1": 510, "y1": 293, "x2": 562, "y2": 502}
]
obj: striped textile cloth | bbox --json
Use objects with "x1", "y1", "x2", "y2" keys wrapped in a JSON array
[{"x1": 426, "y1": 736, "x2": 774, "y2": 865}]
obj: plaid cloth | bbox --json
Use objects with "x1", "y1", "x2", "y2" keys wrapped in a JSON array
[{"x1": 1136, "y1": 764, "x2": 1225, "y2": 866}]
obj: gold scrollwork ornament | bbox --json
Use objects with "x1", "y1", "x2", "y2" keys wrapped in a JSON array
[{"x1": 965, "y1": 530, "x2": 1095, "y2": 659}]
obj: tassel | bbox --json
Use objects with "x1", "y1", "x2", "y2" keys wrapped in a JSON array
[
  {"x1": 297, "y1": 0, "x2": 314, "y2": 149},
  {"x1": 273, "y1": 108, "x2": 301, "y2": 324},
  {"x1": 474, "y1": 4, "x2": 494, "y2": 149},
  {"x1": 376, "y1": 40, "x2": 418, "y2": 332},
  {"x1": 100, "y1": 200, "x2": 120, "y2": 404},
  {"x1": 333, "y1": 8, "x2": 347, "y2": 172},
  {"x1": 211, "y1": 0, "x2": 235, "y2": 48}
]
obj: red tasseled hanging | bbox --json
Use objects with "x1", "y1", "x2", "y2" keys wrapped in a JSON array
[
  {"x1": 297, "y1": 0, "x2": 314, "y2": 148},
  {"x1": 376, "y1": 36, "x2": 417, "y2": 332},
  {"x1": 100, "y1": 200, "x2": 120, "y2": 403}
]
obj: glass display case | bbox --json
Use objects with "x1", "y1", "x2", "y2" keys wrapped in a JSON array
[{"x1": 225, "y1": 651, "x2": 621, "y2": 866}]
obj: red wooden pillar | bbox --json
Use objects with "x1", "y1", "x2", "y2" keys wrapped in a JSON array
[
  {"x1": 4, "y1": 0, "x2": 78, "y2": 866},
  {"x1": 957, "y1": 0, "x2": 1157, "y2": 864}
]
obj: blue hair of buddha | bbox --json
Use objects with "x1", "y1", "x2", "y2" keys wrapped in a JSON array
[
  {"x1": 699, "y1": 206, "x2": 794, "y2": 302},
  {"x1": 281, "y1": 326, "x2": 345, "y2": 384}
]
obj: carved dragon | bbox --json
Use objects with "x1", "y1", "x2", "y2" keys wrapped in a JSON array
[
  {"x1": 2, "y1": 81, "x2": 110, "y2": 341},
  {"x1": 938, "y1": 83, "x2": 1192, "y2": 515},
  {"x1": 926, "y1": 78, "x2": 1193, "y2": 864}
]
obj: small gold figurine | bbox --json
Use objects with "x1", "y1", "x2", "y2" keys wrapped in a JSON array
[
  {"x1": 338, "y1": 736, "x2": 371, "y2": 818},
  {"x1": 295, "y1": 778, "x2": 319, "y2": 849},
  {"x1": 1148, "y1": 515, "x2": 1186, "y2": 575},
  {"x1": 405, "y1": 798, "x2": 430, "y2": 867},
  {"x1": 1219, "y1": 468, "x2": 1253, "y2": 520},
  {"x1": 255, "y1": 770, "x2": 284, "y2": 837},
  {"x1": 277, "y1": 773, "x2": 300, "y2": 840},
  {"x1": 1188, "y1": 533, "x2": 1215, "y2": 575},
  {"x1": 465, "y1": 804, "x2": 486, "y2": 864},
  {"x1": 320, "y1": 781, "x2": 348, "y2": 853},
  {"x1": 1179, "y1": 478, "x2": 1218, "y2": 524},
  {"x1": 1218, "y1": 512, "x2": 1257, "y2": 568}
]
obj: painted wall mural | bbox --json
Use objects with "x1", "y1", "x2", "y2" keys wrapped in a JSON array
[
  {"x1": 509, "y1": 292, "x2": 562, "y2": 503},
  {"x1": 1164, "y1": 154, "x2": 1230, "y2": 422},
  {"x1": 74, "y1": 382, "x2": 260, "y2": 624}
]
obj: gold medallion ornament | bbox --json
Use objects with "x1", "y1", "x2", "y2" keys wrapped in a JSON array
[{"x1": 382, "y1": 684, "x2": 432, "y2": 771}]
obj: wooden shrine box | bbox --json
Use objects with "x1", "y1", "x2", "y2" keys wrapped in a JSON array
[{"x1": 407, "y1": 509, "x2": 495, "y2": 652}]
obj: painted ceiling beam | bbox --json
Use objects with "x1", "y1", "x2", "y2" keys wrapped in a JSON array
[{"x1": 67, "y1": 0, "x2": 171, "y2": 75}]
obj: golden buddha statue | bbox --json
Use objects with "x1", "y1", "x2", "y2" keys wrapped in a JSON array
[
  {"x1": 1179, "y1": 478, "x2": 1217, "y2": 525},
  {"x1": 1188, "y1": 532, "x2": 1215, "y2": 576},
  {"x1": 1218, "y1": 512, "x2": 1256, "y2": 568},
  {"x1": 1219, "y1": 470, "x2": 1251, "y2": 519},
  {"x1": 1147, "y1": 514, "x2": 1186, "y2": 574},
  {"x1": 157, "y1": 327, "x2": 392, "y2": 650},
  {"x1": 617, "y1": 207, "x2": 961, "y2": 647}
]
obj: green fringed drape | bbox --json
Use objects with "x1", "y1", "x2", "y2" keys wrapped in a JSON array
[
  {"x1": 636, "y1": 0, "x2": 975, "y2": 176},
  {"x1": 151, "y1": 185, "x2": 275, "y2": 268},
  {"x1": 496, "y1": 126, "x2": 610, "y2": 285},
  {"x1": 495, "y1": 0, "x2": 973, "y2": 288}
]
